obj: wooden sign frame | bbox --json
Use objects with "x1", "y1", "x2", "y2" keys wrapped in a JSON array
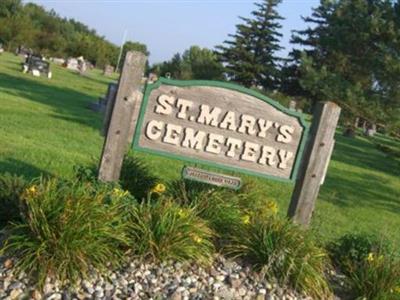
[{"x1": 131, "y1": 77, "x2": 310, "y2": 183}]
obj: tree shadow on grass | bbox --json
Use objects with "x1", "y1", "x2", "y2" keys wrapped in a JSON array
[
  {"x1": 79, "y1": 72, "x2": 118, "y2": 86},
  {"x1": 0, "y1": 72, "x2": 102, "y2": 130},
  {"x1": 0, "y1": 158, "x2": 52, "y2": 179},
  {"x1": 373, "y1": 134, "x2": 400, "y2": 150},
  {"x1": 318, "y1": 133, "x2": 400, "y2": 214},
  {"x1": 332, "y1": 134, "x2": 400, "y2": 178},
  {"x1": 321, "y1": 168, "x2": 400, "y2": 213}
]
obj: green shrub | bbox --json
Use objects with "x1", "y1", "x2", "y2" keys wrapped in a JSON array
[
  {"x1": 0, "y1": 173, "x2": 28, "y2": 227},
  {"x1": 226, "y1": 216, "x2": 331, "y2": 298},
  {"x1": 73, "y1": 164, "x2": 98, "y2": 182},
  {"x1": 327, "y1": 233, "x2": 388, "y2": 275},
  {"x1": 120, "y1": 155, "x2": 159, "y2": 201},
  {"x1": 1, "y1": 178, "x2": 130, "y2": 287},
  {"x1": 328, "y1": 233, "x2": 400, "y2": 299},
  {"x1": 128, "y1": 198, "x2": 215, "y2": 264},
  {"x1": 166, "y1": 179, "x2": 242, "y2": 237}
]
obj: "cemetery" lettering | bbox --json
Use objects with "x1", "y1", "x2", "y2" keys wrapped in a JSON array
[{"x1": 144, "y1": 94, "x2": 296, "y2": 170}]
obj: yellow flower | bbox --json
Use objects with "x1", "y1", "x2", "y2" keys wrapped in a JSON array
[
  {"x1": 266, "y1": 200, "x2": 278, "y2": 214},
  {"x1": 367, "y1": 252, "x2": 374, "y2": 262},
  {"x1": 113, "y1": 188, "x2": 129, "y2": 198},
  {"x1": 394, "y1": 286, "x2": 400, "y2": 294},
  {"x1": 151, "y1": 183, "x2": 166, "y2": 194},
  {"x1": 192, "y1": 234, "x2": 203, "y2": 243},
  {"x1": 178, "y1": 209, "x2": 188, "y2": 218},
  {"x1": 25, "y1": 185, "x2": 38, "y2": 197},
  {"x1": 241, "y1": 215, "x2": 251, "y2": 225}
]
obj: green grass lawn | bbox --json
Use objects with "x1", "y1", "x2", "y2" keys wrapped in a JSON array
[{"x1": 1, "y1": 52, "x2": 399, "y2": 245}]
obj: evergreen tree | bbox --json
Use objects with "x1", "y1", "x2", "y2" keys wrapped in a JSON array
[
  {"x1": 216, "y1": 0, "x2": 284, "y2": 90},
  {"x1": 289, "y1": 0, "x2": 400, "y2": 132}
]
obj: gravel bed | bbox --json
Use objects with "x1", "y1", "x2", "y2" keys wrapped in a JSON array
[{"x1": 0, "y1": 255, "x2": 313, "y2": 300}]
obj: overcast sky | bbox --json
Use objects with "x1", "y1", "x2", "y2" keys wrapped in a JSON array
[{"x1": 27, "y1": 0, "x2": 319, "y2": 64}]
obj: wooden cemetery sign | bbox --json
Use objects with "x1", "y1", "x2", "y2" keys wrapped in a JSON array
[
  {"x1": 132, "y1": 78, "x2": 309, "y2": 182},
  {"x1": 99, "y1": 51, "x2": 341, "y2": 226}
]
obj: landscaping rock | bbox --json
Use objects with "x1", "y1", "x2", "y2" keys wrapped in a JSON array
[
  {"x1": 4, "y1": 259, "x2": 13, "y2": 269},
  {"x1": 0, "y1": 255, "x2": 316, "y2": 300},
  {"x1": 9, "y1": 288, "x2": 23, "y2": 300}
]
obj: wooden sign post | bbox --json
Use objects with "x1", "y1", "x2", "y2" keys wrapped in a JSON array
[
  {"x1": 287, "y1": 101, "x2": 341, "y2": 226},
  {"x1": 101, "y1": 83, "x2": 118, "y2": 136},
  {"x1": 98, "y1": 51, "x2": 147, "y2": 182}
]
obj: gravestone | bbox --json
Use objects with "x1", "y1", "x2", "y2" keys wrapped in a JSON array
[
  {"x1": 15, "y1": 46, "x2": 32, "y2": 58},
  {"x1": 66, "y1": 58, "x2": 79, "y2": 71},
  {"x1": 51, "y1": 58, "x2": 65, "y2": 65},
  {"x1": 365, "y1": 124, "x2": 377, "y2": 137},
  {"x1": 103, "y1": 65, "x2": 114, "y2": 76},
  {"x1": 79, "y1": 59, "x2": 87, "y2": 75},
  {"x1": 22, "y1": 55, "x2": 52, "y2": 78}
]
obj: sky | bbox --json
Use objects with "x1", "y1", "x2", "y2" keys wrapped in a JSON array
[{"x1": 28, "y1": 0, "x2": 320, "y2": 64}]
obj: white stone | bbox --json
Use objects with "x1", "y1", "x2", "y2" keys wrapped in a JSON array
[
  {"x1": 238, "y1": 287, "x2": 247, "y2": 296},
  {"x1": 213, "y1": 283, "x2": 221, "y2": 290},
  {"x1": 259, "y1": 289, "x2": 267, "y2": 295},
  {"x1": 9, "y1": 288, "x2": 23, "y2": 300},
  {"x1": 43, "y1": 283, "x2": 53, "y2": 295},
  {"x1": 47, "y1": 293, "x2": 62, "y2": 300}
]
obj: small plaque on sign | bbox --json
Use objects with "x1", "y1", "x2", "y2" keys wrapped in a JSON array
[{"x1": 182, "y1": 167, "x2": 241, "y2": 190}]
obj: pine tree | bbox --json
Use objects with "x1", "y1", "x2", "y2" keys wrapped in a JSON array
[
  {"x1": 287, "y1": 0, "x2": 400, "y2": 133},
  {"x1": 216, "y1": 0, "x2": 284, "y2": 90}
]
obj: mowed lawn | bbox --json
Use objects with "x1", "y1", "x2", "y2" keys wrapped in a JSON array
[{"x1": 1, "y1": 52, "x2": 399, "y2": 245}]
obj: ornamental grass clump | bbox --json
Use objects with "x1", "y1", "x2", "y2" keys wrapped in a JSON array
[
  {"x1": 0, "y1": 173, "x2": 28, "y2": 228},
  {"x1": 1, "y1": 178, "x2": 130, "y2": 287},
  {"x1": 166, "y1": 179, "x2": 242, "y2": 237},
  {"x1": 347, "y1": 250, "x2": 400, "y2": 300},
  {"x1": 226, "y1": 215, "x2": 332, "y2": 299},
  {"x1": 329, "y1": 233, "x2": 400, "y2": 299},
  {"x1": 120, "y1": 155, "x2": 159, "y2": 201},
  {"x1": 128, "y1": 197, "x2": 215, "y2": 264}
]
